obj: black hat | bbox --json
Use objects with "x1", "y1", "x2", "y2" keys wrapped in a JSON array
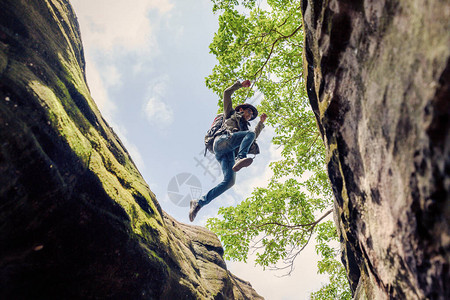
[{"x1": 234, "y1": 103, "x2": 258, "y2": 121}]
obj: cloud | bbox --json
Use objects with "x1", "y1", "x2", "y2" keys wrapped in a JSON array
[
  {"x1": 84, "y1": 56, "x2": 116, "y2": 121},
  {"x1": 71, "y1": 0, "x2": 174, "y2": 115},
  {"x1": 102, "y1": 65, "x2": 122, "y2": 87},
  {"x1": 110, "y1": 123, "x2": 146, "y2": 171},
  {"x1": 83, "y1": 60, "x2": 146, "y2": 172},
  {"x1": 143, "y1": 75, "x2": 174, "y2": 127},
  {"x1": 71, "y1": 0, "x2": 173, "y2": 54},
  {"x1": 71, "y1": 0, "x2": 176, "y2": 157},
  {"x1": 144, "y1": 97, "x2": 174, "y2": 127},
  {"x1": 70, "y1": 0, "x2": 175, "y2": 168},
  {"x1": 227, "y1": 240, "x2": 329, "y2": 300}
]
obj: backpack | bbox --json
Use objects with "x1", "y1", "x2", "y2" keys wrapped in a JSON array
[
  {"x1": 204, "y1": 113, "x2": 225, "y2": 155},
  {"x1": 204, "y1": 112, "x2": 261, "y2": 156}
]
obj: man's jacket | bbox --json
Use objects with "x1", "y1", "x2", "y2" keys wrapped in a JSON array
[{"x1": 221, "y1": 81, "x2": 265, "y2": 138}]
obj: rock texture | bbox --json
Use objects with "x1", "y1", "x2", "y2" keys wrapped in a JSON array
[
  {"x1": 0, "y1": 0, "x2": 262, "y2": 299},
  {"x1": 302, "y1": 0, "x2": 449, "y2": 299}
]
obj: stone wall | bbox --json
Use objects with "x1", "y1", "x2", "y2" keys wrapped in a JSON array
[
  {"x1": 0, "y1": 0, "x2": 262, "y2": 299},
  {"x1": 301, "y1": 0, "x2": 449, "y2": 299}
]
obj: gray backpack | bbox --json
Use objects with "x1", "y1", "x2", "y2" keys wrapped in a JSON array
[
  {"x1": 203, "y1": 112, "x2": 260, "y2": 156},
  {"x1": 204, "y1": 113, "x2": 224, "y2": 155}
]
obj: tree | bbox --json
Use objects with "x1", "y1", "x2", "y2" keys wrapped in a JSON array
[{"x1": 205, "y1": 0, "x2": 351, "y2": 298}]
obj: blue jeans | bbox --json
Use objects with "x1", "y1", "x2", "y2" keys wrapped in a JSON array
[{"x1": 198, "y1": 131, "x2": 256, "y2": 207}]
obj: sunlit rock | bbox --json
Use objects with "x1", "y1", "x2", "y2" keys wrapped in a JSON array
[{"x1": 0, "y1": 0, "x2": 262, "y2": 299}]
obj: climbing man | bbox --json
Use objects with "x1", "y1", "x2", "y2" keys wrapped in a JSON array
[{"x1": 189, "y1": 80, "x2": 267, "y2": 222}]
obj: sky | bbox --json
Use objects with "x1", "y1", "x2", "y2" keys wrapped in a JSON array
[{"x1": 70, "y1": 0, "x2": 330, "y2": 298}]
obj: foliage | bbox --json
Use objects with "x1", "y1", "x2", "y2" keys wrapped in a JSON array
[
  {"x1": 205, "y1": 0, "x2": 351, "y2": 298},
  {"x1": 311, "y1": 222, "x2": 352, "y2": 300}
]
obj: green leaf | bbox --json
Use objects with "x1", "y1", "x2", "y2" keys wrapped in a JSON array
[{"x1": 205, "y1": 0, "x2": 351, "y2": 297}]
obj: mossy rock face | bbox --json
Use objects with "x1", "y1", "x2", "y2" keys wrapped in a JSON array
[
  {"x1": 301, "y1": 0, "x2": 449, "y2": 299},
  {"x1": 0, "y1": 0, "x2": 262, "y2": 299}
]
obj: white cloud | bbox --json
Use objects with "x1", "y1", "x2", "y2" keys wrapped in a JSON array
[
  {"x1": 197, "y1": 211, "x2": 215, "y2": 227},
  {"x1": 110, "y1": 123, "x2": 146, "y2": 171},
  {"x1": 125, "y1": 141, "x2": 146, "y2": 171},
  {"x1": 145, "y1": 97, "x2": 174, "y2": 127},
  {"x1": 84, "y1": 58, "x2": 145, "y2": 171},
  {"x1": 72, "y1": 0, "x2": 173, "y2": 54},
  {"x1": 71, "y1": 0, "x2": 175, "y2": 170},
  {"x1": 84, "y1": 56, "x2": 116, "y2": 120},
  {"x1": 71, "y1": 0, "x2": 174, "y2": 119},
  {"x1": 149, "y1": 76, "x2": 168, "y2": 96},
  {"x1": 132, "y1": 62, "x2": 153, "y2": 76},
  {"x1": 103, "y1": 65, "x2": 122, "y2": 87},
  {"x1": 144, "y1": 75, "x2": 174, "y2": 127},
  {"x1": 227, "y1": 240, "x2": 329, "y2": 300}
]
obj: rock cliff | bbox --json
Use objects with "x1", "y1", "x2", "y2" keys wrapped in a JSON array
[
  {"x1": 301, "y1": 0, "x2": 449, "y2": 299},
  {"x1": 0, "y1": 0, "x2": 262, "y2": 299}
]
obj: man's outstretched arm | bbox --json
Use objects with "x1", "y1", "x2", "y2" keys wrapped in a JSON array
[
  {"x1": 223, "y1": 80, "x2": 251, "y2": 118},
  {"x1": 254, "y1": 113, "x2": 267, "y2": 138}
]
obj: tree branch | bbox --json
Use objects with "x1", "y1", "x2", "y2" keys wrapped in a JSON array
[
  {"x1": 252, "y1": 24, "x2": 303, "y2": 79},
  {"x1": 250, "y1": 209, "x2": 333, "y2": 231}
]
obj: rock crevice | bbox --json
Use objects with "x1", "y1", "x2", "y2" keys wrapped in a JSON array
[{"x1": 302, "y1": 0, "x2": 449, "y2": 299}]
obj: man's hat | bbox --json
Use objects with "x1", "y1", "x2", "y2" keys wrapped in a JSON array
[{"x1": 235, "y1": 103, "x2": 258, "y2": 121}]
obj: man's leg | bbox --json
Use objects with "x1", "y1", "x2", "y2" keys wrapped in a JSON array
[
  {"x1": 189, "y1": 132, "x2": 255, "y2": 221},
  {"x1": 227, "y1": 131, "x2": 256, "y2": 171},
  {"x1": 190, "y1": 151, "x2": 235, "y2": 221},
  {"x1": 233, "y1": 131, "x2": 256, "y2": 159},
  {"x1": 198, "y1": 151, "x2": 235, "y2": 207}
]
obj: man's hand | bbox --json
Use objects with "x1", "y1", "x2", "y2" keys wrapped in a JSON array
[
  {"x1": 241, "y1": 80, "x2": 251, "y2": 88},
  {"x1": 260, "y1": 113, "x2": 267, "y2": 123}
]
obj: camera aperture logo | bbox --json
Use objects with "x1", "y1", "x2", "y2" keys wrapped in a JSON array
[{"x1": 167, "y1": 173, "x2": 202, "y2": 207}]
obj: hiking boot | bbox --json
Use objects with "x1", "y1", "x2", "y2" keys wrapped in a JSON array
[
  {"x1": 232, "y1": 157, "x2": 253, "y2": 172},
  {"x1": 189, "y1": 199, "x2": 201, "y2": 222}
]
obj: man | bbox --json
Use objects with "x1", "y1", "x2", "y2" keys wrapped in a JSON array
[{"x1": 189, "y1": 80, "x2": 267, "y2": 222}]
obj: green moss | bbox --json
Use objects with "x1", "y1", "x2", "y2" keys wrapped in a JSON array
[
  {"x1": 28, "y1": 81, "x2": 92, "y2": 156},
  {"x1": 18, "y1": 53, "x2": 165, "y2": 243},
  {"x1": 20, "y1": 47, "x2": 166, "y2": 234},
  {"x1": 142, "y1": 243, "x2": 167, "y2": 267},
  {"x1": 0, "y1": 1, "x2": 264, "y2": 298}
]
